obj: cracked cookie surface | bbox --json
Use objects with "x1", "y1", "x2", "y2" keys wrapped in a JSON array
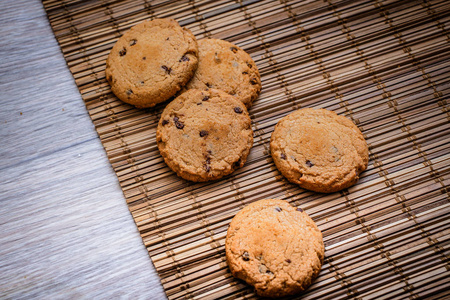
[
  {"x1": 225, "y1": 199, "x2": 324, "y2": 298},
  {"x1": 105, "y1": 18, "x2": 198, "y2": 108},
  {"x1": 181, "y1": 38, "x2": 261, "y2": 109},
  {"x1": 270, "y1": 108, "x2": 369, "y2": 193},
  {"x1": 156, "y1": 89, "x2": 253, "y2": 182}
]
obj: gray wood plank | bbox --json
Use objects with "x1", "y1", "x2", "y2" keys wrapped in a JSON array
[{"x1": 0, "y1": 1, "x2": 166, "y2": 299}]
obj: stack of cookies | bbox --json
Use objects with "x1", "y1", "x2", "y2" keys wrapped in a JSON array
[
  {"x1": 106, "y1": 18, "x2": 369, "y2": 298},
  {"x1": 106, "y1": 18, "x2": 261, "y2": 182}
]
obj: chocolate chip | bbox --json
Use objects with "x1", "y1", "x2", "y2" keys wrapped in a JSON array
[
  {"x1": 204, "y1": 163, "x2": 211, "y2": 172},
  {"x1": 130, "y1": 39, "x2": 137, "y2": 46},
  {"x1": 250, "y1": 78, "x2": 258, "y2": 85},
  {"x1": 306, "y1": 160, "x2": 314, "y2": 167},
  {"x1": 266, "y1": 270, "x2": 273, "y2": 275},
  {"x1": 242, "y1": 71, "x2": 248, "y2": 75},
  {"x1": 142, "y1": 57, "x2": 146, "y2": 60},
  {"x1": 166, "y1": 37, "x2": 169, "y2": 40},
  {"x1": 230, "y1": 47, "x2": 238, "y2": 53},
  {"x1": 199, "y1": 130, "x2": 208, "y2": 137},
  {"x1": 162, "y1": 65, "x2": 171, "y2": 74},
  {"x1": 173, "y1": 117, "x2": 179, "y2": 122},
  {"x1": 280, "y1": 153, "x2": 287, "y2": 160},
  {"x1": 206, "y1": 83, "x2": 212, "y2": 88},
  {"x1": 119, "y1": 48, "x2": 127, "y2": 56},
  {"x1": 175, "y1": 121, "x2": 184, "y2": 129},
  {"x1": 247, "y1": 63, "x2": 252, "y2": 68},
  {"x1": 275, "y1": 206, "x2": 282, "y2": 212},
  {"x1": 234, "y1": 159, "x2": 241, "y2": 168},
  {"x1": 126, "y1": 89, "x2": 133, "y2": 96},
  {"x1": 202, "y1": 96, "x2": 209, "y2": 101},
  {"x1": 297, "y1": 207, "x2": 304, "y2": 212},
  {"x1": 242, "y1": 252, "x2": 250, "y2": 261},
  {"x1": 179, "y1": 55, "x2": 190, "y2": 62},
  {"x1": 207, "y1": 150, "x2": 212, "y2": 155},
  {"x1": 162, "y1": 120, "x2": 169, "y2": 126},
  {"x1": 234, "y1": 107, "x2": 243, "y2": 114},
  {"x1": 286, "y1": 259, "x2": 291, "y2": 263},
  {"x1": 197, "y1": 103, "x2": 202, "y2": 105}
]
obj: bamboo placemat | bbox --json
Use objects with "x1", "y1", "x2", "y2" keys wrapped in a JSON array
[{"x1": 42, "y1": 0, "x2": 450, "y2": 298}]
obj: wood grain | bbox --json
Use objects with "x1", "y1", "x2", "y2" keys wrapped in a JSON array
[{"x1": 0, "y1": 0, "x2": 166, "y2": 298}]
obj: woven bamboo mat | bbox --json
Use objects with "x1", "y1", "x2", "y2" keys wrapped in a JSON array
[{"x1": 42, "y1": 0, "x2": 450, "y2": 298}]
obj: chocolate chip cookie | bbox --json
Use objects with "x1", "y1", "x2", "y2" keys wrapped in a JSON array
[
  {"x1": 156, "y1": 89, "x2": 253, "y2": 182},
  {"x1": 270, "y1": 108, "x2": 369, "y2": 193},
  {"x1": 182, "y1": 38, "x2": 261, "y2": 109},
  {"x1": 226, "y1": 199, "x2": 324, "y2": 298},
  {"x1": 105, "y1": 18, "x2": 198, "y2": 108}
]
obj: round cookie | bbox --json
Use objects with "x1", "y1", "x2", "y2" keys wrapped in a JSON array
[
  {"x1": 182, "y1": 38, "x2": 261, "y2": 109},
  {"x1": 270, "y1": 108, "x2": 369, "y2": 193},
  {"x1": 225, "y1": 199, "x2": 324, "y2": 298},
  {"x1": 156, "y1": 89, "x2": 253, "y2": 182},
  {"x1": 105, "y1": 18, "x2": 198, "y2": 108}
]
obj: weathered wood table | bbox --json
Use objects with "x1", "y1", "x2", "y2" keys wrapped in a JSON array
[{"x1": 0, "y1": 0, "x2": 166, "y2": 298}]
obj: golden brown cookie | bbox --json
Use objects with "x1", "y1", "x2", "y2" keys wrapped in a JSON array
[
  {"x1": 182, "y1": 38, "x2": 261, "y2": 109},
  {"x1": 156, "y1": 89, "x2": 253, "y2": 182},
  {"x1": 225, "y1": 199, "x2": 324, "y2": 298},
  {"x1": 105, "y1": 18, "x2": 198, "y2": 108},
  {"x1": 270, "y1": 108, "x2": 369, "y2": 193}
]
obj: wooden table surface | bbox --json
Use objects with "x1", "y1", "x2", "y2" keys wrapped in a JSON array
[{"x1": 0, "y1": 1, "x2": 166, "y2": 298}]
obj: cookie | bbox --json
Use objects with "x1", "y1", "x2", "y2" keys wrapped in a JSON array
[
  {"x1": 270, "y1": 108, "x2": 369, "y2": 193},
  {"x1": 156, "y1": 89, "x2": 253, "y2": 182},
  {"x1": 225, "y1": 199, "x2": 324, "y2": 298},
  {"x1": 105, "y1": 18, "x2": 198, "y2": 108},
  {"x1": 182, "y1": 38, "x2": 261, "y2": 109}
]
